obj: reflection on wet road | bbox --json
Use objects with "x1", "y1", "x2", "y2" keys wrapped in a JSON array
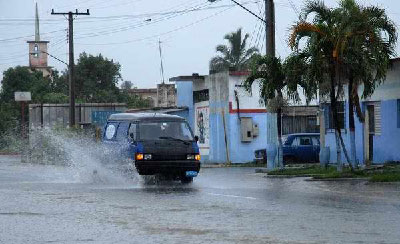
[{"x1": 1, "y1": 155, "x2": 399, "y2": 244}]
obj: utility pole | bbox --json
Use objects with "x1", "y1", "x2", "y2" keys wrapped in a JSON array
[
  {"x1": 158, "y1": 40, "x2": 165, "y2": 84},
  {"x1": 51, "y1": 9, "x2": 90, "y2": 127},
  {"x1": 265, "y1": 0, "x2": 275, "y2": 57}
]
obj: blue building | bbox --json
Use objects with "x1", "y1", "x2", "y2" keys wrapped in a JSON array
[
  {"x1": 170, "y1": 72, "x2": 272, "y2": 164},
  {"x1": 324, "y1": 58, "x2": 400, "y2": 164}
]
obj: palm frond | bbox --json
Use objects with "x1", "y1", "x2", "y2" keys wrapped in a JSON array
[{"x1": 289, "y1": 21, "x2": 326, "y2": 48}]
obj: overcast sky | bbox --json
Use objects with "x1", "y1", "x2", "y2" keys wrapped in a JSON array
[{"x1": 1, "y1": 0, "x2": 399, "y2": 88}]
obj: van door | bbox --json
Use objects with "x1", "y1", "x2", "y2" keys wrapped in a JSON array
[{"x1": 115, "y1": 122, "x2": 130, "y2": 159}]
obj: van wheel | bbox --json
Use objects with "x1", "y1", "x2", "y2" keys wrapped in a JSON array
[{"x1": 181, "y1": 177, "x2": 193, "y2": 184}]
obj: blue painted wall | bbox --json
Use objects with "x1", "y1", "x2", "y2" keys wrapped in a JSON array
[
  {"x1": 176, "y1": 81, "x2": 194, "y2": 129},
  {"x1": 370, "y1": 100, "x2": 400, "y2": 162},
  {"x1": 325, "y1": 99, "x2": 400, "y2": 164},
  {"x1": 227, "y1": 113, "x2": 268, "y2": 163}
]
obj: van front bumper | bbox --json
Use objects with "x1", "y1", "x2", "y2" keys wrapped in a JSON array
[{"x1": 135, "y1": 160, "x2": 201, "y2": 175}]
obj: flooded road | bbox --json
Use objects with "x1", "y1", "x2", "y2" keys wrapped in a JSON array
[{"x1": 1, "y1": 155, "x2": 399, "y2": 244}]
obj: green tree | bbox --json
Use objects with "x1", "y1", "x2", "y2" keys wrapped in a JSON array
[
  {"x1": 210, "y1": 28, "x2": 259, "y2": 72},
  {"x1": 244, "y1": 54, "x2": 307, "y2": 169},
  {"x1": 121, "y1": 80, "x2": 133, "y2": 90},
  {"x1": 57, "y1": 52, "x2": 122, "y2": 103},
  {"x1": 0, "y1": 66, "x2": 53, "y2": 103}
]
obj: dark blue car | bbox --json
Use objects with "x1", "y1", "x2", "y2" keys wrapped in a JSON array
[{"x1": 283, "y1": 133, "x2": 320, "y2": 164}]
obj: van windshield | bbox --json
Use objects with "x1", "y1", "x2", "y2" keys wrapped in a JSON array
[{"x1": 138, "y1": 121, "x2": 194, "y2": 141}]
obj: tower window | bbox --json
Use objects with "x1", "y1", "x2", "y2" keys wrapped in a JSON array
[{"x1": 33, "y1": 44, "x2": 39, "y2": 58}]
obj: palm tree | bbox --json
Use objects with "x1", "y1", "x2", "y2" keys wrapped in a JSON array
[
  {"x1": 290, "y1": 0, "x2": 397, "y2": 171},
  {"x1": 339, "y1": 0, "x2": 397, "y2": 167},
  {"x1": 210, "y1": 28, "x2": 259, "y2": 72},
  {"x1": 244, "y1": 54, "x2": 307, "y2": 169},
  {"x1": 290, "y1": 0, "x2": 352, "y2": 172}
]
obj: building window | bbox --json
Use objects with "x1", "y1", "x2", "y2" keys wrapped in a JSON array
[
  {"x1": 193, "y1": 89, "x2": 209, "y2": 103},
  {"x1": 33, "y1": 44, "x2": 39, "y2": 58},
  {"x1": 324, "y1": 102, "x2": 345, "y2": 130}
]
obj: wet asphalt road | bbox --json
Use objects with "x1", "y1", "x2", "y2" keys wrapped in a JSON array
[{"x1": 0, "y1": 155, "x2": 400, "y2": 244}]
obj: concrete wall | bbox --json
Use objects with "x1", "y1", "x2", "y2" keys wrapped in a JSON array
[
  {"x1": 157, "y1": 83, "x2": 176, "y2": 107},
  {"x1": 208, "y1": 72, "x2": 230, "y2": 163},
  {"x1": 29, "y1": 103, "x2": 127, "y2": 129}
]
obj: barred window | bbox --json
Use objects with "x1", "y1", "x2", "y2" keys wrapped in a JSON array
[{"x1": 324, "y1": 102, "x2": 345, "y2": 130}]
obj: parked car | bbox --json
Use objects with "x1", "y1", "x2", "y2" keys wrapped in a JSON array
[
  {"x1": 102, "y1": 113, "x2": 201, "y2": 183},
  {"x1": 282, "y1": 133, "x2": 320, "y2": 164},
  {"x1": 254, "y1": 149, "x2": 267, "y2": 164}
]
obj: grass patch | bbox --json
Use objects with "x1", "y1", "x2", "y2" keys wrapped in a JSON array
[
  {"x1": 313, "y1": 169, "x2": 368, "y2": 179},
  {"x1": 370, "y1": 172, "x2": 400, "y2": 182},
  {"x1": 268, "y1": 164, "x2": 400, "y2": 182},
  {"x1": 268, "y1": 165, "x2": 336, "y2": 176},
  {"x1": 228, "y1": 161, "x2": 266, "y2": 167}
]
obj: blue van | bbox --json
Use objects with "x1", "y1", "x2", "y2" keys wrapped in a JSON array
[{"x1": 102, "y1": 113, "x2": 201, "y2": 183}]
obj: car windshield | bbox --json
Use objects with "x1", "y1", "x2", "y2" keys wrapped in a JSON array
[{"x1": 138, "y1": 121, "x2": 194, "y2": 141}]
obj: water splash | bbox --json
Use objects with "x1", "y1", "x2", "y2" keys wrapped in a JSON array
[{"x1": 26, "y1": 128, "x2": 140, "y2": 185}]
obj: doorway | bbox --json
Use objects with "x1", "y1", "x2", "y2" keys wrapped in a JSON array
[{"x1": 364, "y1": 104, "x2": 375, "y2": 164}]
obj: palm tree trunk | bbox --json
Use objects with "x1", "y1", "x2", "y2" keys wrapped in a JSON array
[
  {"x1": 331, "y1": 60, "x2": 343, "y2": 172},
  {"x1": 348, "y1": 75, "x2": 357, "y2": 168},
  {"x1": 277, "y1": 104, "x2": 283, "y2": 169}
]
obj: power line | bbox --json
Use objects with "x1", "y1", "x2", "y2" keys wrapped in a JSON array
[
  {"x1": 0, "y1": 29, "x2": 66, "y2": 43},
  {"x1": 75, "y1": 5, "x2": 235, "y2": 46}
]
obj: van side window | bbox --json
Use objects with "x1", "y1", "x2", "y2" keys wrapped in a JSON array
[
  {"x1": 104, "y1": 123, "x2": 118, "y2": 140},
  {"x1": 116, "y1": 122, "x2": 130, "y2": 141},
  {"x1": 128, "y1": 123, "x2": 137, "y2": 141}
]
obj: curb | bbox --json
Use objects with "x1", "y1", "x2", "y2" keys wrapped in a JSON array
[{"x1": 305, "y1": 178, "x2": 369, "y2": 182}]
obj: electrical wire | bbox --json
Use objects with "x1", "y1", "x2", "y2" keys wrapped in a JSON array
[{"x1": 75, "y1": 4, "x2": 236, "y2": 46}]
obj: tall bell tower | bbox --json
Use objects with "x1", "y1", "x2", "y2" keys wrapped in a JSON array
[{"x1": 27, "y1": 3, "x2": 51, "y2": 77}]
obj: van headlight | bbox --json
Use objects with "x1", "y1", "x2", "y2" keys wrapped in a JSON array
[
  {"x1": 187, "y1": 154, "x2": 201, "y2": 161},
  {"x1": 135, "y1": 153, "x2": 144, "y2": 161},
  {"x1": 144, "y1": 154, "x2": 152, "y2": 160}
]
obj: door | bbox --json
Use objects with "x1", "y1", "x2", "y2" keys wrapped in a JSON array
[{"x1": 367, "y1": 105, "x2": 375, "y2": 162}]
